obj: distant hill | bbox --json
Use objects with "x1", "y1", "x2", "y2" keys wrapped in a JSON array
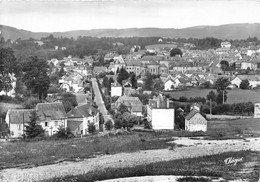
[{"x1": 0, "y1": 23, "x2": 260, "y2": 41}]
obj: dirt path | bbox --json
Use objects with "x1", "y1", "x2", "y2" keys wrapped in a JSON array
[{"x1": 1, "y1": 137, "x2": 260, "y2": 182}]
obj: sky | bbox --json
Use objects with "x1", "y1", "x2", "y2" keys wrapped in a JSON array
[{"x1": 0, "y1": 0, "x2": 260, "y2": 32}]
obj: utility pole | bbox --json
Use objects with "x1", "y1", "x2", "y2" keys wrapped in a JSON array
[
  {"x1": 23, "y1": 112, "x2": 25, "y2": 139},
  {"x1": 222, "y1": 90, "x2": 225, "y2": 104},
  {"x1": 210, "y1": 99, "x2": 212, "y2": 115}
]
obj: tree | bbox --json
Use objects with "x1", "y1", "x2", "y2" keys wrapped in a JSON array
[
  {"x1": 23, "y1": 97, "x2": 41, "y2": 109},
  {"x1": 170, "y1": 48, "x2": 183, "y2": 57},
  {"x1": 117, "y1": 67, "x2": 129, "y2": 85},
  {"x1": 0, "y1": 48, "x2": 19, "y2": 93},
  {"x1": 220, "y1": 60, "x2": 229, "y2": 71},
  {"x1": 207, "y1": 90, "x2": 216, "y2": 102},
  {"x1": 142, "y1": 72, "x2": 154, "y2": 91},
  {"x1": 88, "y1": 122, "x2": 96, "y2": 134},
  {"x1": 118, "y1": 104, "x2": 129, "y2": 114},
  {"x1": 61, "y1": 92, "x2": 78, "y2": 113},
  {"x1": 240, "y1": 79, "x2": 250, "y2": 89},
  {"x1": 214, "y1": 77, "x2": 230, "y2": 104},
  {"x1": 215, "y1": 77, "x2": 230, "y2": 92},
  {"x1": 130, "y1": 73, "x2": 137, "y2": 89},
  {"x1": 59, "y1": 67, "x2": 65, "y2": 77},
  {"x1": 153, "y1": 78, "x2": 164, "y2": 92},
  {"x1": 105, "y1": 120, "x2": 114, "y2": 130},
  {"x1": 22, "y1": 56, "x2": 50, "y2": 100},
  {"x1": 102, "y1": 76, "x2": 109, "y2": 88},
  {"x1": 216, "y1": 90, "x2": 228, "y2": 104},
  {"x1": 25, "y1": 110, "x2": 45, "y2": 139}
]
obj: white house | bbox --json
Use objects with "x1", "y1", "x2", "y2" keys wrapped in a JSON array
[
  {"x1": 254, "y1": 103, "x2": 260, "y2": 118},
  {"x1": 185, "y1": 110, "x2": 207, "y2": 132},
  {"x1": 5, "y1": 109, "x2": 34, "y2": 138},
  {"x1": 36, "y1": 102, "x2": 67, "y2": 136},
  {"x1": 67, "y1": 104, "x2": 99, "y2": 136},
  {"x1": 230, "y1": 77, "x2": 242, "y2": 88},
  {"x1": 164, "y1": 79, "x2": 174, "y2": 91},
  {"x1": 221, "y1": 41, "x2": 231, "y2": 49},
  {"x1": 147, "y1": 95, "x2": 175, "y2": 130},
  {"x1": 111, "y1": 83, "x2": 123, "y2": 97},
  {"x1": 164, "y1": 78, "x2": 181, "y2": 90}
]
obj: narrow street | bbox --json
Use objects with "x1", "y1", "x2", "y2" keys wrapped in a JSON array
[{"x1": 91, "y1": 77, "x2": 114, "y2": 123}]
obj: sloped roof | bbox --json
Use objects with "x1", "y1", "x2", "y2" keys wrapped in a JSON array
[
  {"x1": 237, "y1": 75, "x2": 260, "y2": 81},
  {"x1": 67, "y1": 104, "x2": 98, "y2": 118},
  {"x1": 93, "y1": 66, "x2": 107, "y2": 73},
  {"x1": 185, "y1": 110, "x2": 199, "y2": 120},
  {"x1": 36, "y1": 102, "x2": 67, "y2": 120},
  {"x1": 116, "y1": 95, "x2": 143, "y2": 112},
  {"x1": 7, "y1": 109, "x2": 34, "y2": 124}
]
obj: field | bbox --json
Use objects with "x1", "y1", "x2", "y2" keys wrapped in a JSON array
[
  {"x1": 0, "y1": 118, "x2": 259, "y2": 170},
  {"x1": 44, "y1": 150, "x2": 260, "y2": 182},
  {"x1": 164, "y1": 88, "x2": 260, "y2": 104}
]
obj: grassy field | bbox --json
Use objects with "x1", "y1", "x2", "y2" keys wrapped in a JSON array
[
  {"x1": 0, "y1": 132, "x2": 176, "y2": 169},
  {"x1": 0, "y1": 118, "x2": 259, "y2": 170},
  {"x1": 207, "y1": 118, "x2": 260, "y2": 137},
  {"x1": 43, "y1": 150, "x2": 260, "y2": 182},
  {"x1": 164, "y1": 88, "x2": 260, "y2": 104}
]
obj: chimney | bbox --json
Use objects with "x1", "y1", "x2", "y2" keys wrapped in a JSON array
[
  {"x1": 156, "y1": 98, "x2": 160, "y2": 108},
  {"x1": 166, "y1": 99, "x2": 170, "y2": 108}
]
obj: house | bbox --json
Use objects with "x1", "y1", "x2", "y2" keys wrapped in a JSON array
[
  {"x1": 5, "y1": 109, "x2": 34, "y2": 138},
  {"x1": 230, "y1": 76, "x2": 242, "y2": 87},
  {"x1": 221, "y1": 41, "x2": 231, "y2": 49},
  {"x1": 254, "y1": 103, "x2": 260, "y2": 118},
  {"x1": 111, "y1": 82, "x2": 123, "y2": 97},
  {"x1": 185, "y1": 109, "x2": 207, "y2": 132},
  {"x1": 36, "y1": 102, "x2": 67, "y2": 136},
  {"x1": 164, "y1": 78, "x2": 182, "y2": 90},
  {"x1": 147, "y1": 95, "x2": 174, "y2": 130},
  {"x1": 164, "y1": 79, "x2": 174, "y2": 91},
  {"x1": 232, "y1": 75, "x2": 260, "y2": 88},
  {"x1": 190, "y1": 103, "x2": 201, "y2": 112},
  {"x1": 114, "y1": 95, "x2": 143, "y2": 116},
  {"x1": 67, "y1": 104, "x2": 99, "y2": 136}
]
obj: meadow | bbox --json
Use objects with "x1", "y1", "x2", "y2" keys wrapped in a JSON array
[
  {"x1": 0, "y1": 118, "x2": 259, "y2": 170},
  {"x1": 42, "y1": 150, "x2": 259, "y2": 182},
  {"x1": 164, "y1": 88, "x2": 260, "y2": 104}
]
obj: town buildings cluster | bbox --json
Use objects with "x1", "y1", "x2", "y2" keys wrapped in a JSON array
[{"x1": 4, "y1": 40, "x2": 260, "y2": 138}]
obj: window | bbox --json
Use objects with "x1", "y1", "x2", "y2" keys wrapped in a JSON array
[
  {"x1": 45, "y1": 122, "x2": 48, "y2": 127},
  {"x1": 17, "y1": 124, "x2": 21, "y2": 130}
]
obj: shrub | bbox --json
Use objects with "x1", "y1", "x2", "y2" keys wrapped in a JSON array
[
  {"x1": 105, "y1": 120, "x2": 113, "y2": 130},
  {"x1": 143, "y1": 119, "x2": 152, "y2": 129},
  {"x1": 55, "y1": 126, "x2": 74, "y2": 139},
  {"x1": 88, "y1": 123, "x2": 96, "y2": 134}
]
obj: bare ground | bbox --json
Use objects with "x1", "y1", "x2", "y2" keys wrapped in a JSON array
[{"x1": 1, "y1": 137, "x2": 260, "y2": 182}]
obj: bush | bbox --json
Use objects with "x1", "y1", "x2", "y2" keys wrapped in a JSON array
[
  {"x1": 88, "y1": 123, "x2": 96, "y2": 134},
  {"x1": 143, "y1": 119, "x2": 152, "y2": 129},
  {"x1": 179, "y1": 96, "x2": 188, "y2": 102},
  {"x1": 105, "y1": 120, "x2": 113, "y2": 130},
  {"x1": 55, "y1": 126, "x2": 74, "y2": 139}
]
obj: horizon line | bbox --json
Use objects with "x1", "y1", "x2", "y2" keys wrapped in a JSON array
[{"x1": 1, "y1": 22, "x2": 259, "y2": 33}]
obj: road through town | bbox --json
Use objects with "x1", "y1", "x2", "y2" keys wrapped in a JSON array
[{"x1": 91, "y1": 77, "x2": 113, "y2": 123}]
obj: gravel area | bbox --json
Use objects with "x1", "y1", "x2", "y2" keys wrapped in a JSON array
[{"x1": 1, "y1": 137, "x2": 260, "y2": 182}]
